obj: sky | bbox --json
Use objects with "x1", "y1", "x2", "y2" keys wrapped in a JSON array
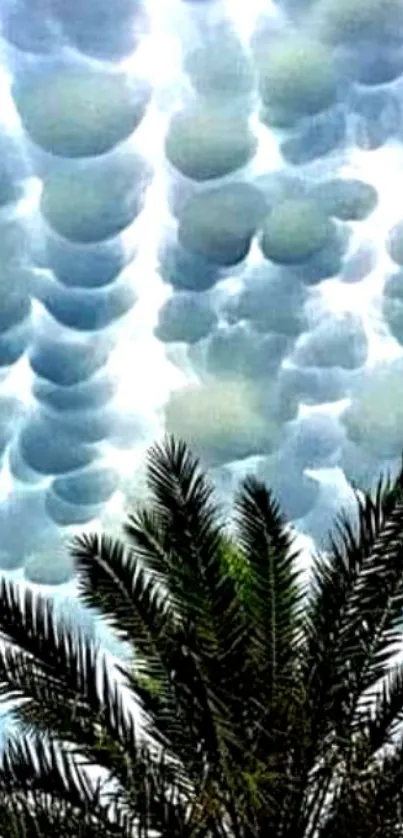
[{"x1": 0, "y1": 0, "x2": 402, "y2": 594}]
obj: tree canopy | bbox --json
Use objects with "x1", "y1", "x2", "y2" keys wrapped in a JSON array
[{"x1": 0, "y1": 437, "x2": 401, "y2": 836}]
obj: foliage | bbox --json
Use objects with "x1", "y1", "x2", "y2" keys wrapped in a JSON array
[{"x1": 0, "y1": 438, "x2": 402, "y2": 835}]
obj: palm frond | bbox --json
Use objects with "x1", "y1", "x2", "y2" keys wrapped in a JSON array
[
  {"x1": 234, "y1": 476, "x2": 302, "y2": 696},
  {"x1": 302, "y1": 469, "x2": 403, "y2": 749},
  {"x1": 359, "y1": 664, "x2": 403, "y2": 759},
  {"x1": 334, "y1": 464, "x2": 403, "y2": 725},
  {"x1": 72, "y1": 531, "x2": 174, "y2": 674}
]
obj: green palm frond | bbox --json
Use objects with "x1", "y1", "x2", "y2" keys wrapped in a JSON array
[
  {"x1": 332, "y1": 466, "x2": 403, "y2": 739},
  {"x1": 234, "y1": 476, "x2": 302, "y2": 692},
  {"x1": 302, "y1": 467, "x2": 403, "y2": 753},
  {"x1": 1, "y1": 438, "x2": 403, "y2": 836},
  {"x1": 0, "y1": 734, "x2": 102, "y2": 814},
  {"x1": 72, "y1": 530, "x2": 226, "y2": 773},
  {"x1": 359, "y1": 664, "x2": 403, "y2": 758},
  {"x1": 72, "y1": 531, "x2": 174, "y2": 674}
]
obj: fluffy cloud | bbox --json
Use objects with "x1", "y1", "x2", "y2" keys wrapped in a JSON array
[
  {"x1": 158, "y1": 239, "x2": 221, "y2": 292},
  {"x1": 14, "y1": 65, "x2": 150, "y2": 158},
  {"x1": 34, "y1": 274, "x2": 135, "y2": 331},
  {"x1": 42, "y1": 231, "x2": 134, "y2": 289},
  {"x1": 33, "y1": 369, "x2": 117, "y2": 412},
  {"x1": 281, "y1": 412, "x2": 344, "y2": 470},
  {"x1": 255, "y1": 36, "x2": 339, "y2": 125},
  {"x1": 51, "y1": 464, "x2": 119, "y2": 507},
  {"x1": 349, "y1": 89, "x2": 400, "y2": 150},
  {"x1": 24, "y1": 551, "x2": 75, "y2": 585},
  {"x1": 293, "y1": 313, "x2": 368, "y2": 370},
  {"x1": 29, "y1": 335, "x2": 110, "y2": 386},
  {"x1": 155, "y1": 292, "x2": 217, "y2": 344},
  {"x1": 165, "y1": 104, "x2": 257, "y2": 181},
  {"x1": 185, "y1": 30, "x2": 254, "y2": 99},
  {"x1": 310, "y1": 178, "x2": 378, "y2": 221},
  {"x1": 255, "y1": 453, "x2": 320, "y2": 520},
  {"x1": 51, "y1": 0, "x2": 148, "y2": 60},
  {"x1": 342, "y1": 359, "x2": 403, "y2": 457},
  {"x1": 280, "y1": 107, "x2": 346, "y2": 165},
  {"x1": 178, "y1": 183, "x2": 266, "y2": 267},
  {"x1": 260, "y1": 198, "x2": 337, "y2": 266},
  {"x1": 225, "y1": 267, "x2": 307, "y2": 337},
  {"x1": 314, "y1": 0, "x2": 403, "y2": 45},
  {"x1": 40, "y1": 150, "x2": 151, "y2": 243},
  {"x1": 189, "y1": 324, "x2": 290, "y2": 380},
  {"x1": 17, "y1": 411, "x2": 99, "y2": 475},
  {"x1": 164, "y1": 378, "x2": 284, "y2": 467}
]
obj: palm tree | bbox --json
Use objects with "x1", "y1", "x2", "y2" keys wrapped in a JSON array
[{"x1": 0, "y1": 437, "x2": 402, "y2": 836}]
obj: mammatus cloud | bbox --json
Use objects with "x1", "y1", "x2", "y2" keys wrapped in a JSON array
[
  {"x1": 164, "y1": 377, "x2": 289, "y2": 468},
  {"x1": 342, "y1": 360, "x2": 403, "y2": 459},
  {"x1": 165, "y1": 104, "x2": 257, "y2": 181},
  {"x1": 0, "y1": 0, "x2": 402, "y2": 584},
  {"x1": 0, "y1": 0, "x2": 154, "y2": 581},
  {"x1": 13, "y1": 66, "x2": 151, "y2": 159}
]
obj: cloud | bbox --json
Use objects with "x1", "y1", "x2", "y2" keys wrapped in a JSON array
[
  {"x1": 349, "y1": 88, "x2": 400, "y2": 151},
  {"x1": 300, "y1": 470, "x2": 357, "y2": 548},
  {"x1": 280, "y1": 107, "x2": 346, "y2": 165},
  {"x1": 45, "y1": 489, "x2": 103, "y2": 526},
  {"x1": 0, "y1": 397, "x2": 25, "y2": 457},
  {"x1": 342, "y1": 359, "x2": 403, "y2": 457},
  {"x1": 383, "y1": 271, "x2": 403, "y2": 344},
  {"x1": 279, "y1": 365, "x2": 350, "y2": 405},
  {"x1": 158, "y1": 238, "x2": 222, "y2": 292},
  {"x1": 260, "y1": 199, "x2": 329, "y2": 264},
  {"x1": 225, "y1": 266, "x2": 307, "y2": 337},
  {"x1": 309, "y1": 178, "x2": 378, "y2": 221},
  {"x1": 0, "y1": 134, "x2": 27, "y2": 208},
  {"x1": 51, "y1": 464, "x2": 119, "y2": 507},
  {"x1": 184, "y1": 28, "x2": 254, "y2": 100},
  {"x1": 178, "y1": 183, "x2": 266, "y2": 267},
  {"x1": 24, "y1": 550, "x2": 75, "y2": 585},
  {"x1": 189, "y1": 323, "x2": 290, "y2": 380},
  {"x1": 0, "y1": 217, "x2": 31, "y2": 268},
  {"x1": 313, "y1": 0, "x2": 403, "y2": 45},
  {"x1": 164, "y1": 378, "x2": 284, "y2": 467},
  {"x1": 340, "y1": 241, "x2": 376, "y2": 283},
  {"x1": 14, "y1": 64, "x2": 150, "y2": 158},
  {"x1": 42, "y1": 230, "x2": 135, "y2": 289},
  {"x1": 40, "y1": 150, "x2": 151, "y2": 243},
  {"x1": 49, "y1": 405, "x2": 119, "y2": 444},
  {"x1": 255, "y1": 36, "x2": 339, "y2": 125},
  {"x1": 387, "y1": 221, "x2": 403, "y2": 266},
  {"x1": 51, "y1": 0, "x2": 147, "y2": 60},
  {"x1": 293, "y1": 312, "x2": 368, "y2": 370},
  {"x1": 259, "y1": 198, "x2": 339, "y2": 268},
  {"x1": 0, "y1": 321, "x2": 31, "y2": 369},
  {"x1": 0, "y1": 488, "x2": 59, "y2": 568},
  {"x1": 165, "y1": 104, "x2": 257, "y2": 181},
  {"x1": 1, "y1": 0, "x2": 56, "y2": 55},
  {"x1": 339, "y1": 440, "x2": 399, "y2": 492},
  {"x1": 17, "y1": 411, "x2": 99, "y2": 475},
  {"x1": 34, "y1": 273, "x2": 136, "y2": 331},
  {"x1": 281, "y1": 412, "x2": 344, "y2": 470},
  {"x1": 155, "y1": 292, "x2": 217, "y2": 344},
  {"x1": 255, "y1": 453, "x2": 320, "y2": 520},
  {"x1": 0, "y1": 269, "x2": 31, "y2": 332},
  {"x1": 33, "y1": 369, "x2": 117, "y2": 412},
  {"x1": 29, "y1": 335, "x2": 110, "y2": 386}
]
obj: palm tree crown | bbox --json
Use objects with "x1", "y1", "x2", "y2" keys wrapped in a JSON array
[{"x1": 0, "y1": 437, "x2": 402, "y2": 836}]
